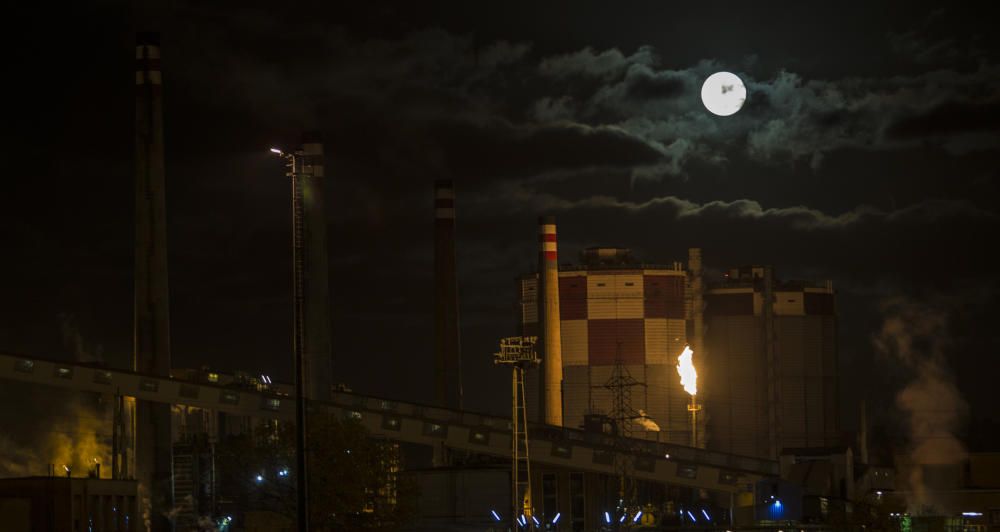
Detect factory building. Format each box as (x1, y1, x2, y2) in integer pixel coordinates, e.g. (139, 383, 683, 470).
(703, 266, 839, 459)
(516, 229, 839, 458)
(519, 247, 694, 445)
(0, 476, 140, 531)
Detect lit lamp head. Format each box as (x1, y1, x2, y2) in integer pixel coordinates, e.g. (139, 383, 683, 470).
(269, 147, 294, 162)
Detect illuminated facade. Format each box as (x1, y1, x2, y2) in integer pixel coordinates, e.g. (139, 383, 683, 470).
(519, 248, 693, 445)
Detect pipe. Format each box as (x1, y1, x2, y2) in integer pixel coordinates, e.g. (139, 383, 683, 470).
(763, 266, 781, 459)
(433, 180, 462, 409)
(538, 216, 563, 426)
(859, 400, 869, 464)
(687, 248, 704, 448)
(289, 148, 311, 531)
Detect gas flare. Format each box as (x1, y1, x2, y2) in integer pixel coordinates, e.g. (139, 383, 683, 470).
(677, 346, 697, 396)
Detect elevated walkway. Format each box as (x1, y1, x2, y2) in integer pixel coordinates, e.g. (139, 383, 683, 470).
(0, 352, 776, 493)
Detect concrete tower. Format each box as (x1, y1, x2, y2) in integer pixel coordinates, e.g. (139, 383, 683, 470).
(538, 216, 563, 426)
(134, 31, 174, 530)
(297, 137, 333, 401)
(433, 180, 462, 409)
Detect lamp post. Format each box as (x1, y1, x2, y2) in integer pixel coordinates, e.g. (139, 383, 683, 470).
(270, 147, 309, 532)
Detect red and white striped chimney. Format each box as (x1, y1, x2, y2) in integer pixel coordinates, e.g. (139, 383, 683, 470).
(538, 216, 563, 426)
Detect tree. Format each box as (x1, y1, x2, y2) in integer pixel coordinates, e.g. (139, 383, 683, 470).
(215, 412, 415, 531)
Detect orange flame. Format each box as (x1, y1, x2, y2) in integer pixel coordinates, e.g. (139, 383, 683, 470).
(677, 346, 697, 396)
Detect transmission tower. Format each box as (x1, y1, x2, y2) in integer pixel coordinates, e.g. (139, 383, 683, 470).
(598, 342, 646, 526)
(494, 336, 540, 530)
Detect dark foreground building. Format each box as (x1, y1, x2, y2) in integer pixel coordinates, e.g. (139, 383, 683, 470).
(0, 476, 139, 531)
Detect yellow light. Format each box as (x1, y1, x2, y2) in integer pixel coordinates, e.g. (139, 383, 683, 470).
(677, 346, 697, 396)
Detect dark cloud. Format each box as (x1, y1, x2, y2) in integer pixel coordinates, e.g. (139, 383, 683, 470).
(2, 1, 999, 427)
(885, 99, 1000, 139)
(623, 71, 687, 101)
(538, 46, 656, 81)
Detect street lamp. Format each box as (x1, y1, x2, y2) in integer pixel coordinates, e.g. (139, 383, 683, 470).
(270, 146, 309, 532)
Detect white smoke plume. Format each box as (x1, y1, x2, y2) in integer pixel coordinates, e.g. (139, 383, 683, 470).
(874, 298, 968, 514)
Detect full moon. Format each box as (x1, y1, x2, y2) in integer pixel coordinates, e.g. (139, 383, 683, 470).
(701, 71, 747, 116)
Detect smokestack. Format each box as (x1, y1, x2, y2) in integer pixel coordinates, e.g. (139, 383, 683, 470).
(433, 180, 462, 409)
(538, 216, 563, 426)
(134, 31, 173, 530)
(297, 136, 333, 401)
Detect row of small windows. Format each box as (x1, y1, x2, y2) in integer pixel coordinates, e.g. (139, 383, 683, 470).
(11, 359, 282, 412)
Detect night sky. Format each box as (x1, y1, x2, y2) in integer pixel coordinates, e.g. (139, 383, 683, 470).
(2, 2, 997, 450)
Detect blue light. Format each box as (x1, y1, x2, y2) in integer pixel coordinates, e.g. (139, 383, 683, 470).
(619, 514, 626, 523)
(687, 510, 697, 522)
(552, 512, 561, 524)
(769, 499, 785, 520)
(532, 516, 540, 526)
(702, 509, 711, 521)
(255, 474, 263, 483)
(490, 510, 501, 521)
(633, 511, 642, 523)
(604, 511, 611, 524)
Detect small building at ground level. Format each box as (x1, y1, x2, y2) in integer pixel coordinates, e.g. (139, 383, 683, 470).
(0, 476, 139, 532)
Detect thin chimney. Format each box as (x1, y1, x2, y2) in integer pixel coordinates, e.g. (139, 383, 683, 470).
(297, 136, 333, 401)
(134, 31, 174, 530)
(538, 216, 563, 426)
(434, 180, 462, 409)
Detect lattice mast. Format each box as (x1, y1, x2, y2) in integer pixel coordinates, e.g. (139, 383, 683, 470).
(495, 336, 540, 530)
(601, 342, 646, 521)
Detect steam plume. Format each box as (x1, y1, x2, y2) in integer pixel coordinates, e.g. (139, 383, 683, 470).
(874, 298, 968, 514)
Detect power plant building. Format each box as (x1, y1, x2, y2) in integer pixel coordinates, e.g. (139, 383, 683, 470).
(519, 247, 694, 445)
(518, 241, 840, 458)
(703, 266, 839, 459)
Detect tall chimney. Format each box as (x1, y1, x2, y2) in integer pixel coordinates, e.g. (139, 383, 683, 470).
(433, 180, 462, 409)
(297, 136, 333, 401)
(538, 216, 563, 426)
(134, 31, 174, 530)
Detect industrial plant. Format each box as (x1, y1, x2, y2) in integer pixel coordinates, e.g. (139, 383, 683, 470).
(2, 10, 999, 532)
